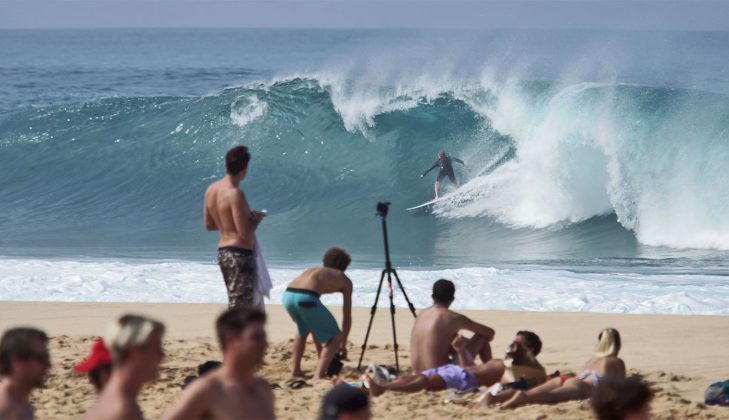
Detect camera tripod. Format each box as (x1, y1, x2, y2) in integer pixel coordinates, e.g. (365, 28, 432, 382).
(357, 202, 417, 374)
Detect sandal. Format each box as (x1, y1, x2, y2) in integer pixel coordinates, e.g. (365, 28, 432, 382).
(286, 379, 311, 389)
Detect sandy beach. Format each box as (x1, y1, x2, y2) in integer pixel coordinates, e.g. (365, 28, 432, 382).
(1, 301, 728, 419)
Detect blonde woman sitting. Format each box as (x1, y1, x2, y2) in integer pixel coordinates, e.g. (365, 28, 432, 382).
(501, 328, 625, 409)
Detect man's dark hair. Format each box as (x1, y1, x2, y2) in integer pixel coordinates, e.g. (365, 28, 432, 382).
(517, 330, 543, 356)
(0, 327, 48, 375)
(88, 363, 112, 391)
(432, 279, 455, 304)
(216, 307, 266, 351)
(323, 247, 351, 271)
(591, 377, 653, 420)
(225, 146, 251, 175)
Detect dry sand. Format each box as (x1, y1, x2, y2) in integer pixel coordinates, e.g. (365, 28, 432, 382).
(1, 301, 728, 419)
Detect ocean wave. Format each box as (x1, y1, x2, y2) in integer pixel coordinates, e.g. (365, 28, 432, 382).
(1, 76, 729, 256)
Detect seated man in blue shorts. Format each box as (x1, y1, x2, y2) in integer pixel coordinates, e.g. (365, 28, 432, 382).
(362, 335, 505, 397)
(282, 247, 352, 379)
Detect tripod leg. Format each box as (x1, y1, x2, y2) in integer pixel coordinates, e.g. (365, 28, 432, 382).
(357, 269, 386, 371)
(391, 269, 418, 318)
(386, 270, 401, 374)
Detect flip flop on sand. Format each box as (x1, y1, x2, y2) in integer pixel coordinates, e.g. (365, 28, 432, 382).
(285, 379, 311, 389)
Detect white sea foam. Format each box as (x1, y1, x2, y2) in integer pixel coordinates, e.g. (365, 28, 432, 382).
(1, 258, 727, 315)
(230, 94, 268, 127)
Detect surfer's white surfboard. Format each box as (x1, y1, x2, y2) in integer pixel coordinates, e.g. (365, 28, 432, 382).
(408, 181, 468, 211)
(406, 197, 446, 211)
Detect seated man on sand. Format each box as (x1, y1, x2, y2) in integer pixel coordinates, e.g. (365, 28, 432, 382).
(410, 279, 495, 371)
(163, 307, 274, 420)
(476, 330, 547, 407)
(282, 247, 352, 379)
(501, 328, 626, 409)
(85, 314, 166, 420)
(0, 328, 50, 420)
(363, 335, 505, 396)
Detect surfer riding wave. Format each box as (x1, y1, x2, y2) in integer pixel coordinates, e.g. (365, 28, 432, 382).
(420, 150, 465, 200)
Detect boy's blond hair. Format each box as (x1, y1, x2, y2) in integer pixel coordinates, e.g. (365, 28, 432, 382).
(594, 328, 621, 358)
(105, 314, 165, 364)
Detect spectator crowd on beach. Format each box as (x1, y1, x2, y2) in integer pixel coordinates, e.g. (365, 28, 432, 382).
(0, 146, 659, 419)
(1, 276, 654, 420)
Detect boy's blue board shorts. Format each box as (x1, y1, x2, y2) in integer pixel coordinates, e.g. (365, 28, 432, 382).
(282, 287, 341, 343)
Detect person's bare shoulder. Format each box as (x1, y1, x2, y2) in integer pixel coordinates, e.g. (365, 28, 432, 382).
(194, 370, 225, 393)
(413, 305, 434, 322)
(0, 402, 33, 420)
(223, 185, 246, 204)
(205, 179, 221, 195)
(603, 356, 626, 375)
(163, 374, 221, 420)
(335, 270, 353, 294)
(445, 311, 474, 331)
(318, 267, 350, 286)
(85, 397, 141, 420)
(338, 270, 353, 289)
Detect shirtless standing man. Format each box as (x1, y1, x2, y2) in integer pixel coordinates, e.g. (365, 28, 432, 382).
(163, 308, 274, 420)
(85, 314, 165, 420)
(410, 279, 495, 372)
(0, 328, 50, 420)
(204, 145, 266, 309)
(282, 247, 352, 379)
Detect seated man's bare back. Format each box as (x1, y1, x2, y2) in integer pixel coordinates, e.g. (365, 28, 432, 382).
(410, 280, 495, 372)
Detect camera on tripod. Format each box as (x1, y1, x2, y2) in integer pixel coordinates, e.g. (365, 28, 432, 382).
(376, 202, 390, 218)
(357, 201, 417, 373)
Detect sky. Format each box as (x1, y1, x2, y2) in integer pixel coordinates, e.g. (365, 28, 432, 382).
(1, 0, 728, 30)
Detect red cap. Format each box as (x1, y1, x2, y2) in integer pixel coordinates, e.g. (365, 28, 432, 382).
(74, 338, 112, 373)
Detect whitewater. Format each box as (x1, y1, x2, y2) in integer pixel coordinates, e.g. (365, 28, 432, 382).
(2, 29, 729, 314)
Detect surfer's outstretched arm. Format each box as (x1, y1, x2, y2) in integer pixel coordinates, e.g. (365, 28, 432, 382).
(454, 158, 465, 165)
(420, 161, 439, 178)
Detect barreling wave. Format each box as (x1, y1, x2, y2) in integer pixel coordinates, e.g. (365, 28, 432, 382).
(1, 75, 729, 260)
